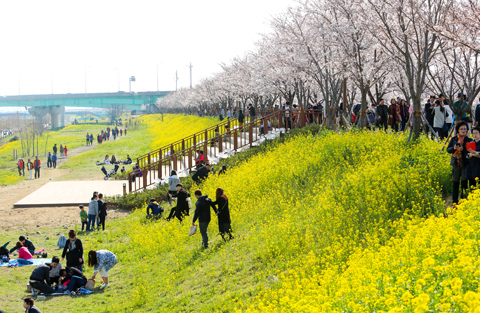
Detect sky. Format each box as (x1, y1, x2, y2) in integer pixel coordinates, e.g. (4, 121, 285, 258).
(0, 0, 296, 101)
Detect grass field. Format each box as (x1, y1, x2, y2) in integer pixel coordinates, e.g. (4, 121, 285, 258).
(2, 130, 471, 313)
(0, 114, 219, 184)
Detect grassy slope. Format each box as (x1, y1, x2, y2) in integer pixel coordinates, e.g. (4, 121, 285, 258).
(0, 114, 219, 184)
(0, 131, 454, 313)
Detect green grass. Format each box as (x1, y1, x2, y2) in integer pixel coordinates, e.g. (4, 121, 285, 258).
(0, 130, 451, 312)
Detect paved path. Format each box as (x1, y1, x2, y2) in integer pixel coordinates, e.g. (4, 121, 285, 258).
(13, 181, 125, 207)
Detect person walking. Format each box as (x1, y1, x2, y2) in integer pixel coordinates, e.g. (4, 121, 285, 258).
(87, 195, 98, 232)
(86, 133, 90, 146)
(33, 157, 41, 179)
(212, 188, 233, 241)
(90, 134, 93, 145)
(51, 153, 57, 169)
(192, 189, 217, 249)
(447, 121, 473, 204)
(376, 99, 389, 131)
(432, 100, 447, 140)
(61, 230, 84, 272)
(88, 250, 118, 289)
(53, 144, 57, 155)
(60, 145, 64, 156)
(47, 153, 52, 168)
(26, 159, 33, 180)
(64, 145, 68, 157)
(388, 98, 401, 132)
(238, 110, 245, 132)
(467, 126, 480, 188)
(17, 158, 25, 176)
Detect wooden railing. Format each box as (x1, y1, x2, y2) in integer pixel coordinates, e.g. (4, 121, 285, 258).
(128, 108, 323, 192)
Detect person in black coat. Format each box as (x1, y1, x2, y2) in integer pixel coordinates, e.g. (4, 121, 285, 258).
(376, 99, 389, 131)
(248, 104, 256, 119)
(212, 188, 233, 241)
(59, 266, 87, 294)
(192, 164, 211, 184)
(238, 110, 245, 132)
(447, 121, 474, 203)
(97, 193, 108, 231)
(23, 297, 42, 313)
(29, 264, 54, 294)
(61, 230, 84, 272)
(192, 190, 217, 249)
(167, 184, 190, 221)
(466, 126, 480, 188)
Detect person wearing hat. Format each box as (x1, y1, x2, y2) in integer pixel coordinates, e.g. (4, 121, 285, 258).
(17, 158, 25, 176)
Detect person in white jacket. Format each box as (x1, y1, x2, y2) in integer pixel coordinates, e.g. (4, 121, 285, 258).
(168, 170, 181, 196)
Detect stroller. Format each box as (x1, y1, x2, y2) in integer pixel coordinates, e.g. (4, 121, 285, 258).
(101, 164, 120, 180)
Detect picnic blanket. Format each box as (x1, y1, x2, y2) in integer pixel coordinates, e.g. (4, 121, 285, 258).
(0, 258, 52, 267)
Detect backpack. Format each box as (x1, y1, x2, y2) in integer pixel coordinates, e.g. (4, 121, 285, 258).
(57, 235, 67, 249)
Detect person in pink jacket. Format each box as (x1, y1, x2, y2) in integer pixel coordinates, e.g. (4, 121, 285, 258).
(16, 241, 34, 265)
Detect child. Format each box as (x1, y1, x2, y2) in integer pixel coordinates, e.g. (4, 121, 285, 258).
(79, 206, 88, 231)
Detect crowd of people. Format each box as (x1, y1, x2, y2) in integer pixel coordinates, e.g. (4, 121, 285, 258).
(84, 191, 110, 232)
(89, 126, 127, 145)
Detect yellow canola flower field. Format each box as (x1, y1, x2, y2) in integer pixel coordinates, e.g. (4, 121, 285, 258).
(73, 130, 473, 312)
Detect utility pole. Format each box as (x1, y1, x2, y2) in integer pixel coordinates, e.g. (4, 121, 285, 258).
(175, 71, 179, 91)
(189, 63, 193, 89)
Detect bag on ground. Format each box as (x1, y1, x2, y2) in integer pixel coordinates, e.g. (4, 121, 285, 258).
(85, 279, 95, 291)
(57, 235, 67, 249)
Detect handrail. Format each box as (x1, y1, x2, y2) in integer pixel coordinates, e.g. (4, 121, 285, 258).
(128, 108, 323, 193)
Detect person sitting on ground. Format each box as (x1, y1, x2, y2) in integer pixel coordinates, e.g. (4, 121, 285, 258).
(29, 263, 54, 295)
(168, 170, 181, 196)
(167, 184, 190, 221)
(47, 256, 62, 285)
(125, 155, 132, 164)
(16, 241, 34, 265)
(88, 250, 118, 289)
(104, 155, 110, 165)
(218, 165, 227, 175)
(146, 198, 163, 219)
(192, 163, 211, 184)
(59, 266, 87, 295)
(110, 155, 117, 164)
(120, 166, 126, 173)
(10, 236, 35, 255)
(23, 297, 42, 313)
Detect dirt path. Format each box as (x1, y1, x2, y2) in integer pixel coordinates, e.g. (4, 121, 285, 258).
(0, 141, 129, 230)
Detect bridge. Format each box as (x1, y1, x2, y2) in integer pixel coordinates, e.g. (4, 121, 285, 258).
(0, 91, 170, 128)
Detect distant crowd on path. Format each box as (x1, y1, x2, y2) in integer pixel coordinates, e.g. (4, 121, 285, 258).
(87, 126, 127, 146)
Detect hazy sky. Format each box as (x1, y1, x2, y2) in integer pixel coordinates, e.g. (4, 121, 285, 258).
(0, 0, 296, 97)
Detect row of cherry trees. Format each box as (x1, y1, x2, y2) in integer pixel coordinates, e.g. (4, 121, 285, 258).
(158, 0, 480, 138)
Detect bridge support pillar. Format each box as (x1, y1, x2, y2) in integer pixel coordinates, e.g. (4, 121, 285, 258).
(48, 105, 65, 129)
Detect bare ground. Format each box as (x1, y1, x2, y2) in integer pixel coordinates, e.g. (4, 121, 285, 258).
(0, 143, 129, 230)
